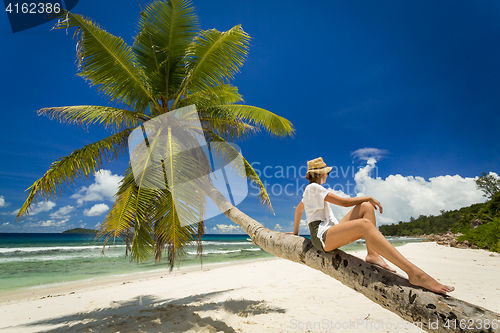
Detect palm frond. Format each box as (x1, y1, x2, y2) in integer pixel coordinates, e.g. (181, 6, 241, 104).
(131, 203, 156, 264)
(132, 0, 199, 105)
(154, 111, 212, 270)
(97, 167, 158, 264)
(52, 9, 156, 114)
(199, 113, 258, 141)
(206, 131, 273, 212)
(115, 107, 211, 266)
(17, 129, 131, 219)
(208, 105, 295, 138)
(38, 105, 150, 130)
(243, 157, 273, 212)
(152, 188, 201, 270)
(179, 84, 243, 109)
(98, 168, 138, 241)
(179, 86, 256, 140)
(172, 25, 250, 108)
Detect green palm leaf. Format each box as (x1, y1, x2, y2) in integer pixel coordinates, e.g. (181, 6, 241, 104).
(133, 0, 198, 105)
(98, 168, 158, 264)
(98, 169, 138, 241)
(131, 191, 156, 263)
(152, 188, 202, 270)
(106, 109, 210, 266)
(172, 25, 250, 108)
(180, 84, 244, 109)
(16, 129, 131, 219)
(181, 85, 258, 140)
(200, 115, 258, 141)
(207, 105, 295, 138)
(38, 105, 150, 130)
(206, 131, 273, 211)
(52, 9, 157, 113)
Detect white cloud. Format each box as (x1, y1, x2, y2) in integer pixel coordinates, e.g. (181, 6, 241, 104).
(282, 219, 310, 235)
(24, 201, 56, 215)
(0, 218, 75, 232)
(71, 170, 122, 206)
(296, 219, 310, 235)
(40, 219, 69, 227)
(273, 223, 284, 232)
(50, 205, 75, 219)
(0, 196, 6, 207)
(351, 147, 389, 161)
(212, 224, 244, 234)
(338, 158, 488, 225)
(83, 203, 110, 216)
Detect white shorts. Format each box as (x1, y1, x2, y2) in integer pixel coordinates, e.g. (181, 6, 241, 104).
(317, 220, 336, 248)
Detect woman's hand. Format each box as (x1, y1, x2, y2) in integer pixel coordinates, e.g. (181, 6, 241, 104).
(368, 197, 383, 214)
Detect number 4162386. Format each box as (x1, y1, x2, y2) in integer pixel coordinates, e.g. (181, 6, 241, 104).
(443, 319, 498, 330)
(5, 2, 61, 14)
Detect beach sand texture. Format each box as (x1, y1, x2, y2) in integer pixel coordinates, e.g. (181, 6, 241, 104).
(0, 242, 498, 333)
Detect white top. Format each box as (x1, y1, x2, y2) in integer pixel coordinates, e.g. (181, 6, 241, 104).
(301, 183, 339, 225)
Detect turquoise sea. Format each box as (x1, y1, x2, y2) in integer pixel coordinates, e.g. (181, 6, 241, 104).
(0, 233, 423, 292)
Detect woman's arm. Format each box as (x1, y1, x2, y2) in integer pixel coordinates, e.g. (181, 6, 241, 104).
(324, 192, 383, 213)
(291, 201, 304, 235)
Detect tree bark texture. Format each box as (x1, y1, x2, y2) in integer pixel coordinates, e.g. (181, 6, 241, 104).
(206, 185, 500, 333)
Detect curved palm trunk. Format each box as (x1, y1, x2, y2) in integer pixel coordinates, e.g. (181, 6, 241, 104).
(205, 184, 500, 333)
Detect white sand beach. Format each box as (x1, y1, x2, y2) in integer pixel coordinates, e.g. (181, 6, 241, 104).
(0, 242, 498, 333)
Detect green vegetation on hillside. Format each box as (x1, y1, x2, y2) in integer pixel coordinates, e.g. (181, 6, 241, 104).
(62, 228, 97, 234)
(379, 192, 500, 253)
(476, 171, 500, 199)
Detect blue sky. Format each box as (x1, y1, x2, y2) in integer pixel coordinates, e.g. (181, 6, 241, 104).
(1, 0, 499, 233)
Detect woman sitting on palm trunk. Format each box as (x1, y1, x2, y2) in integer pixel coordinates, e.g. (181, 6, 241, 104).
(291, 157, 454, 294)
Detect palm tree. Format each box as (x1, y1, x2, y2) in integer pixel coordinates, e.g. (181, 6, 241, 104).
(16, 0, 294, 269)
(17, 1, 500, 330)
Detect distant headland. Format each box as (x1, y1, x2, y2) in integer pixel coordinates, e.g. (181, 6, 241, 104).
(62, 228, 98, 234)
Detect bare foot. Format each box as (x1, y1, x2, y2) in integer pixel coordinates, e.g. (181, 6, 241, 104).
(409, 271, 455, 294)
(365, 254, 397, 273)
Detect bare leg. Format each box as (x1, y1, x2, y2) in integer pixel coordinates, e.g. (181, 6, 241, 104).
(323, 218, 454, 294)
(339, 202, 395, 272)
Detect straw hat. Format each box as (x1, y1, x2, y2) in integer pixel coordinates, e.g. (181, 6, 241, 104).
(306, 157, 332, 174)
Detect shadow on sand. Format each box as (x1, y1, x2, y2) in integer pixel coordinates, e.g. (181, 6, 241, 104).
(11, 289, 286, 332)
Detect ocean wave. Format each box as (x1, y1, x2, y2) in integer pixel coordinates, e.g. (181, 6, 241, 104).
(200, 241, 252, 246)
(0, 251, 126, 263)
(186, 248, 262, 255)
(0, 245, 126, 254)
(0, 244, 262, 261)
(0, 242, 254, 254)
